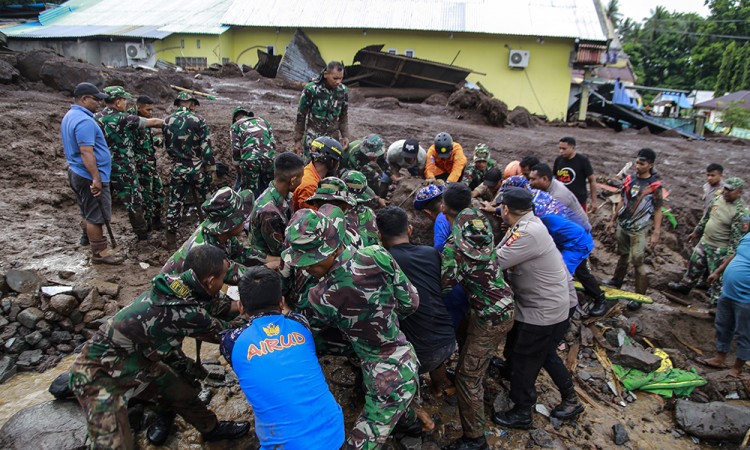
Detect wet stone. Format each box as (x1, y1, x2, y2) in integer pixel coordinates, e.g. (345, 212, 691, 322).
(0, 400, 88, 449)
(69, 310, 83, 325)
(24, 330, 43, 347)
(1, 298, 11, 313)
(34, 338, 51, 351)
(77, 289, 103, 313)
(0, 355, 17, 383)
(0, 322, 19, 341)
(49, 294, 78, 316)
(16, 349, 44, 370)
(14, 293, 37, 309)
(612, 423, 629, 445)
(16, 307, 44, 329)
(675, 400, 750, 442)
(16, 326, 32, 337)
(83, 309, 105, 323)
(5, 269, 43, 293)
(57, 318, 74, 331)
(5, 337, 30, 354)
(91, 279, 120, 297)
(611, 345, 662, 373)
(0, 315, 7, 327)
(43, 310, 63, 322)
(8, 301, 20, 321)
(56, 344, 74, 353)
(71, 284, 92, 301)
(530, 429, 554, 448)
(50, 330, 72, 345)
(206, 364, 226, 380)
(35, 319, 53, 335)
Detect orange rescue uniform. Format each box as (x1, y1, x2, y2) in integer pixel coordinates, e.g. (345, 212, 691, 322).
(424, 142, 467, 182)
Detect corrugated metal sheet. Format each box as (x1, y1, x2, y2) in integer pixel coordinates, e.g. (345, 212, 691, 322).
(221, 0, 607, 42)
(6, 0, 231, 38)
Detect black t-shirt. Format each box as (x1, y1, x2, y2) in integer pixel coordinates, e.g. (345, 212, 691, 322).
(553, 153, 593, 204)
(387, 243, 456, 357)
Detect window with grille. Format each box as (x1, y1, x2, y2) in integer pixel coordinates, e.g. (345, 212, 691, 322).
(175, 57, 208, 69)
(387, 48, 397, 55)
(404, 49, 415, 58)
(196, 39, 201, 49)
(222, 57, 230, 64)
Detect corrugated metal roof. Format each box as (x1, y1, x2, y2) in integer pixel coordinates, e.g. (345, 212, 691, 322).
(221, 0, 608, 42)
(5, 0, 231, 38)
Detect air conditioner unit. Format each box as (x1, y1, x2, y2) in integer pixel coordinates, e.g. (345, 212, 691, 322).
(508, 50, 530, 68)
(125, 43, 148, 60)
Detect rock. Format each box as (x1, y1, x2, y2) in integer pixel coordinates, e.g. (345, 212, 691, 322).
(448, 88, 482, 109)
(16, 326, 31, 337)
(43, 310, 63, 322)
(86, 316, 109, 330)
(35, 319, 53, 335)
(637, 127, 651, 135)
(1, 297, 10, 312)
(0, 400, 88, 449)
(0, 274, 9, 294)
(0, 315, 7, 327)
(367, 97, 401, 109)
(16, 307, 44, 329)
(34, 338, 52, 351)
(50, 330, 73, 345)
(139, 262, 150, 270)
(612, 423, 629, 445)
(40, 58, 106, 93)
(83, 309, 105, 323)
(206, 364, 226, 380)
(423, 93, 449, 106)
(493, 392, 513, 413)
(0, 59, 20, 84)
(16, 349, 44, 370)
(103, 301, 119, 317)
(508, 106, 535, 128)
(41, 286, 73, 297)
(4, 337, 30, 354)
(49, 372, 75, 400)
(13, 293, 37, 309)
(56, 344, 74, 353)
(78, 289, 104, 313)
(70, 285, 92, 301)
(400, 435, 422, 450)
(58, 270, 76, 280)
(675, 400, 750, 442)
(7, 301, 20, 321)
(0, 355, 17, 383)
(24, 330, 43, 347)
(15, 49, 56, 81)
(49, 294, 78, 316)
(530, 429, 554, 448)
(0, 322, 19, 341)
(5, 269, 43, 293)
(611, 345, 662, 373)
(69, 310, 83, 325)
(91, 279, 120, 297)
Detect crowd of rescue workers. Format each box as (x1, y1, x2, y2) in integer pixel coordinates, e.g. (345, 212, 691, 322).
(56, 60, 749, 450)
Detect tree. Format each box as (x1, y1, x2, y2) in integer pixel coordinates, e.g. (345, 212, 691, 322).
(719, 101, 750, 132)
(605, 0, 623, 28)
(715, 41, 738, 95)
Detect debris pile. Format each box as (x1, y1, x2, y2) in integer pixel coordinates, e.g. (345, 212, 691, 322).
(448, 88, 509, 127)
(0, 270, 123, 381)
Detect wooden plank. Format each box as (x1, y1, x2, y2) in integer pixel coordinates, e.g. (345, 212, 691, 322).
(389, 59, 406, 87)
(357, 63, 462, 87)
(566, 343, 580, 372)
(670, 331, 704, 356)
(660, 290, 691, 306)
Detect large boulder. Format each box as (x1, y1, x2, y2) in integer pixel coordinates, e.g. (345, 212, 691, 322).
(5, 270, 42, 294)
(15, 49, 59, 82)
(675, 400, 750, 442)
(0, 400, 87, 449)
(0, 59, 19, 84)
(49, 294, 78, 316)
(39, 59, 105, 93)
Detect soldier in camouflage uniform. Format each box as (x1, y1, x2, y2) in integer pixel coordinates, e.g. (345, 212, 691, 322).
(294, 61, 349, 160)
(343, 170, 380, 247)
(69, 245, 250, 448)
(95, 86, 163, 238)
(230, 105, 277, 197)
(282, 209, 421, 449)
(340, 134, 388, 199)
(249, 152, 305, 257)
(440, 184, 515, 450)
(163, 91, 216, 247)
(669, 177, 749, 303)
(306, 176, 363, 243)
(162, 187, 267, 287)
(132, 95, 165, 230)
(465, 144, 496, 190)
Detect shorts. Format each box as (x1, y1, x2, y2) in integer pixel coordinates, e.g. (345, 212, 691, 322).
(417, 341, 458, 374)
(68, 169, 111, 225)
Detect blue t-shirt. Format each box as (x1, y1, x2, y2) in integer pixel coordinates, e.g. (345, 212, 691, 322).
(540, 214, 594, 274)
(723, 234, 750, 303)
(220, 312, 344, 450)
(61, 105, 111, 182)
(434, 212, 452, 252)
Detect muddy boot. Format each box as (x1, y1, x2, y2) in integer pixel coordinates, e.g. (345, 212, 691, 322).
(492, 406, 533, 429)
(667, 281, 691, 294)
(90, 238, 124, 265)
(444, 435, 489, 450)
(128, 207, 150, 241)
(551, 390, 584, 420)
(605, 256, 629, 288)
(165, 231, 178, 250)
(151, 215, 163, 231)
(202, 421, 250, 442)
(589, 293, 611, 317)
(146, 412, 176, 446)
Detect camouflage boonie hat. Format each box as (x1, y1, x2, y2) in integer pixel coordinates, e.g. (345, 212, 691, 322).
(282, 209, 344, 267)
(201, 187, 254, 235)
(307, 177, 356, 207)
(473, 144, 490, 162)
(174, 91, 200, 106)
(724, 177, 745, 191)
(104, 86, 132, 100)
(362, 134, 385, 157)
(453, 209, 494, 261)
(414, 183, 446, 210)
(342, 170, 374, 203)
(232, 105, 254, 122)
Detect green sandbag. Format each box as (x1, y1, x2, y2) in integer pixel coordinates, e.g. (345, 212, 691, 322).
(574, 281, 653, 303)
(612, 364, 707, 398)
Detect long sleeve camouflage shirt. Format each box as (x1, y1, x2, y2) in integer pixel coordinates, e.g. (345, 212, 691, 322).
(294, 79, 349, 143)
(249, 183, 293, 257)
(230, 116, 276, 165)
(163, 106, 215, 174)
(694, 196, 749, 255)
(94, 106, 144, 162)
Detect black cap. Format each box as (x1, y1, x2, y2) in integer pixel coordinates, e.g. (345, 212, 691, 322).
(637, 148, 656, 163)
(402, 138, 419, 155)
(482, 167, 503, 187)
(500, 187, 533, 210)
(73, 82, 108, 100)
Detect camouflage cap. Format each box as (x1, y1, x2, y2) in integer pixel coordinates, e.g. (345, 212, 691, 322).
(453, 208, 494, 261)
(342, 170, 375, 203)
(200, 187, 254, 235)
(232, 105, 254, 122)
(282, 209, 344, 267)
(307, 176, 356, 206)
(473, 144, 490, 162)
(724, 177, 745, 191)
(414, 183, 446, 210)
(362, 134, 385, 157)
(103, 86, 132, 100)
(174, 91, 200, 106)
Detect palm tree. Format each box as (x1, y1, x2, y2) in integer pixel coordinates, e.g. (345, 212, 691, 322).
(605, 0, 623, 28)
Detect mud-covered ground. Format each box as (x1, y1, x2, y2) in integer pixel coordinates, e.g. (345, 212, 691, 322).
(1, 67, 749, 449)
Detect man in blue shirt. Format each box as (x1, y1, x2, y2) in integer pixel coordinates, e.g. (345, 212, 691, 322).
(61, 82, 122, 265)
(220, 266, 345, 449)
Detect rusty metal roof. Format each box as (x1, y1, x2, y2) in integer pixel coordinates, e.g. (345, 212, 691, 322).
(222, 0, 608, 42)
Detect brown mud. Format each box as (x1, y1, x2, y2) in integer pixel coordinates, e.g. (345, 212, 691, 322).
(1, 60, 749, 449)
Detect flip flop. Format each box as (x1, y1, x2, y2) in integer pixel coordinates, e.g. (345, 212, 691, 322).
(697, 357, 729, 369)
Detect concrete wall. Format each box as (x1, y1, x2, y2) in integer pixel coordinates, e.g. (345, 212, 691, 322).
(224, 27, 575, 120)
(7, 38, 156, 67)
(155, 34, 230, 67)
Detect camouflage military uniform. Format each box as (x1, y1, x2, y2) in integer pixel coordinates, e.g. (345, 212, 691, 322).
(294, 77, 349, 160)
(465, 144, 496, 191)
(340, 135, 388, 194)
(343, 170, 379, 247)
(133, 115, 165, 224)
(69, 270, 234, 449)
(163, 93, 216, 234)
(230, 110, 277, 197)
(249, 182, 293, 257)
(94, 96, 147, 232)
(441, 209, 514, 440)
(283, 210, 420, 450)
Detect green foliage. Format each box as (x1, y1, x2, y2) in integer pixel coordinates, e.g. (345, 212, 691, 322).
(720, 101, 750, 131)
